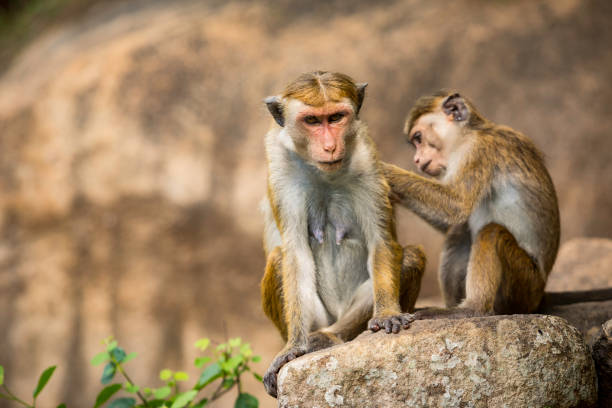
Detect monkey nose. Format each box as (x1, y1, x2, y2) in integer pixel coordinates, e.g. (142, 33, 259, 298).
(324, 144, 336, 153)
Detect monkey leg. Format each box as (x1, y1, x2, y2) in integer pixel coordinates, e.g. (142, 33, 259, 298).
(315, 242, 425, 342)
(412, 222, 545, 320)
(261, 246, 287, 341)
(399, 244, 426, 312)
(261, 247, 308, 397)
(463, 222, 545, 314)
(439, 223, 471, 307)
(368, 244, 426, 333)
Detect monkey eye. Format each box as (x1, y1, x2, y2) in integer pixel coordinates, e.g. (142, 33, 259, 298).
(304, 115, 320, 125)
(411, 131, 422, 146)
(328, 112, 345, 123)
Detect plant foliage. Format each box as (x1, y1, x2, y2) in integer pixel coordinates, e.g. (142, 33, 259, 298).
(0, 335, 263, 408)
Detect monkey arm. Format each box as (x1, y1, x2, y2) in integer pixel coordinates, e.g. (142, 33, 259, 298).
(381, 161, 490, 230)
(371, 239, 403, 317)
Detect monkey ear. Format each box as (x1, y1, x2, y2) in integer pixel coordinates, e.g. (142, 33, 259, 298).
(264, 96, 285, 127)
(442, 93, 469, 122)
(355, 83, 368, 115)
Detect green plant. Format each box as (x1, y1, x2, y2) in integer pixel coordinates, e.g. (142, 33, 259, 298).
(0, 364, 61, 408)
(0, 335, 263, 408)
(91, 336, 262, 408)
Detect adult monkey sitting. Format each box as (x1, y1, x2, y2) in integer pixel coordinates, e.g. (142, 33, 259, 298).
(260, 71, 425, 397)
(379, 90, 560, 323)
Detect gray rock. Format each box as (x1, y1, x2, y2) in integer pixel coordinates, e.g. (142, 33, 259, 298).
(277, 315, 597, 408)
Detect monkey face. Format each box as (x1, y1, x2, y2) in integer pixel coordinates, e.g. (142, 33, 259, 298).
(286, 99, 356, 172)
(407, 112, 460, 178)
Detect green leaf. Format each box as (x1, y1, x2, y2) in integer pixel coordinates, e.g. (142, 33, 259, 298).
(194, 356, 211, 368)
(91, 351, 111, 366)
(215, 344, 227, 352)
(173, 371, 189, 382)
(252, 372, 263, 382)
(196, 363, 222, 388)
(123, 352, 138, 364)
(222, 378, 235, 389)
(153, 386, 171, 399)
(57, 404, 67, 408)
(194, 338, 210, 351)
(234, 393, 258, 408)
(228, 338, 241, 348)
(0, 365, 4, 386)
(101, 362, 117, 385)
(159, 369, 173, 381)
(146, 400, 167, 408)
(94, 383, 122, 408)
(239, 344, 252, 358)
(124, 383, 140, 393)
(251, 356, 261, 363)
(111, 347, 127, 363)
(106, 340, 119, 352)
(221, 356, 243, 373)
(170, 390, 198, 408)
(192, 399, 208, 408)
(108, 397, 136, 408)
(33, 365, 56, 398)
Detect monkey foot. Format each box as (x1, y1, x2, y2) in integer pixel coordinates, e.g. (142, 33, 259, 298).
(263, 346, 307, 398)
(368, 313, 415, 334)
(307, 331, 343, 352)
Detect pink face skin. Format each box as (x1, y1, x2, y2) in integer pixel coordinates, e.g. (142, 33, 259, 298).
(407, 114, 449, 178)
(296, 102, 354, 172)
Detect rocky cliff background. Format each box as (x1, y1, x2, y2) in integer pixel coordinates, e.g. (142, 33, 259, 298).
(0, 0, 611, 406)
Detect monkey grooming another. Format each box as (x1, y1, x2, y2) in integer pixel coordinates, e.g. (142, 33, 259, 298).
(260, 71, 425, 397)
(379, 90, 560, 325)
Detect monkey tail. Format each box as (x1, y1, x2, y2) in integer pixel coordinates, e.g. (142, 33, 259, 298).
(538, 288, 612, 310)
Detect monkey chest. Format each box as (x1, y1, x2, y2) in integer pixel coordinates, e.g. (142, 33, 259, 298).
(307, 196, 369, 317)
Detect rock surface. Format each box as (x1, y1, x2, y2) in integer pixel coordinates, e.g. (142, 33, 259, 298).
(542, 300, 612, 346)
(278, 315, 597, 408)
(592, 319, 612, 406)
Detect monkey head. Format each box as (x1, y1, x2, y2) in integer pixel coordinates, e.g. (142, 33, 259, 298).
(404, 91, 481, 178)
(265, 71, 367, 173)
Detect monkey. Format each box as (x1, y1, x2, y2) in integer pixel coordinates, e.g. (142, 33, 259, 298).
(377, 90, 560, 324)
(260, 71, 425, 397)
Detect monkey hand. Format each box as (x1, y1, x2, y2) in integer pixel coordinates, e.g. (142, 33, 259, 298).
(368, 313, 414, 334)
(263, 345, 307, 398)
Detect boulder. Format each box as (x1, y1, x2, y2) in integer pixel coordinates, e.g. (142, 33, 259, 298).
(277, 315, 597, 408)
(592, 319, 612, 406)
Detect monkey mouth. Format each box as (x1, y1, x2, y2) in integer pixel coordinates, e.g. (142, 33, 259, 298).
(317, 158, 343, 171)
(420, 161, 431, 173)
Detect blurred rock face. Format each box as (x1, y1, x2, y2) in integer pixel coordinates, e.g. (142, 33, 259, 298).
(0, 0, 611, 406)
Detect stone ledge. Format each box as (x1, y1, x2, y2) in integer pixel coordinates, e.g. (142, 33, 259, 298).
(277, 315, 597, 408)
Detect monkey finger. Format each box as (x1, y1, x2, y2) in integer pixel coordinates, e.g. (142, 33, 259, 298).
(384, 319, 393, 334)
(400, 313, 415, 329)
(367, 318, 381, 332)
(390, 316, 403, 333)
